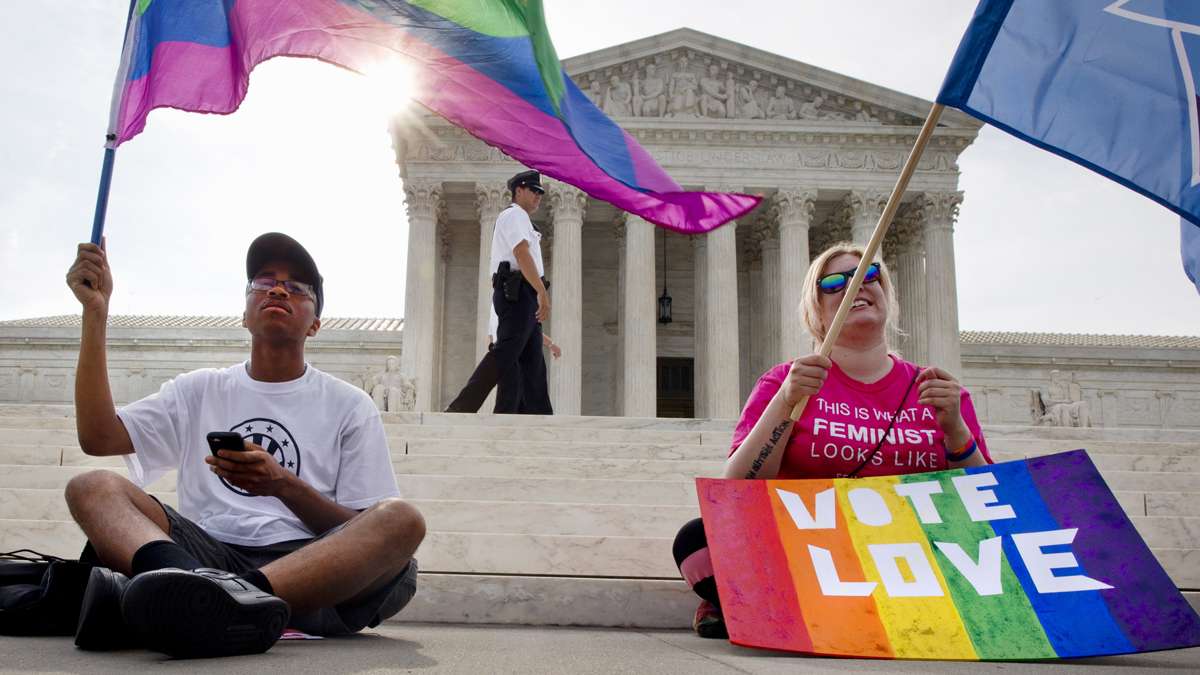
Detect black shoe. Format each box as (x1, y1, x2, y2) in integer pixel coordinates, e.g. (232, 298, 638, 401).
(75, 566, 139, 651)
(692, 600, 728, 639)
(122, 568, 290, 658)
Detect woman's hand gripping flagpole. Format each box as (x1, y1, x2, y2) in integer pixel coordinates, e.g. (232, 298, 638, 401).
(788, 103, 947, 421)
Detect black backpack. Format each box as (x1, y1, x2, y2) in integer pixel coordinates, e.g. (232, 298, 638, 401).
(0, 549, 96, 636)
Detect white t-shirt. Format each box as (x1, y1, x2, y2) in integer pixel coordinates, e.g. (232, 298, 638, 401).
(490, 203, 544, 277)
(118, 362, 400, 546)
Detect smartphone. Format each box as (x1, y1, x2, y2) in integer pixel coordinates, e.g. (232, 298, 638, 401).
(206, 431, 245, 456)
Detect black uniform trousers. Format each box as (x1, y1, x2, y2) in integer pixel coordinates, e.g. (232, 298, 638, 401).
(445, 281, 553, 414)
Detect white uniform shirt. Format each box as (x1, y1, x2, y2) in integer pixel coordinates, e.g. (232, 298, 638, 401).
(490, 203, 544, 278)
(118, 363, 400, 546)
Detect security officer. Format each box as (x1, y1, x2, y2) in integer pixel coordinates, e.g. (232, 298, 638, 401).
(446, 170, 553, 413)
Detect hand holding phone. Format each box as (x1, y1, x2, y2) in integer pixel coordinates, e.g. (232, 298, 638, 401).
(206, 431, 246, 456)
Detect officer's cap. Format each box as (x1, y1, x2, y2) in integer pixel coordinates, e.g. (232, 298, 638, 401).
(507, 170, 544, 195)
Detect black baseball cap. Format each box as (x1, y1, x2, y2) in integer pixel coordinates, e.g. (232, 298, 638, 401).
(507, 170, 544, 195)
(245, 232, 324, 317)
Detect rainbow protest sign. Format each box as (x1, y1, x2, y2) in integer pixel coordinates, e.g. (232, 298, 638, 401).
(697, 450, 1200, 660)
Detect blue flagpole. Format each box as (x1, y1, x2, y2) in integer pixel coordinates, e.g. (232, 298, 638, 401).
(90, 144, 117, 245)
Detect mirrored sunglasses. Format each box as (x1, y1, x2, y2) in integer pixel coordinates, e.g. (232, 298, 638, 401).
(817, 262, 881, 295)
(248, 275, 315, 300)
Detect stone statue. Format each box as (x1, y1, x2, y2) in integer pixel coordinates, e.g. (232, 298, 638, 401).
(585, 79, 604, 107)
(602, 74, 632, 117)
(667, 56, 700, 118)
(766, 85, 798, 120)
(369, 355, 416, 412)
(736, 79, 765, 119)
(1030, 370, 1092, 427)
(797, 93, 827, 120)
(725, 70, 738, 119)
(698, 63, 729, 118)
(634, 63, 667, 117)
(852, 102, 880, 124)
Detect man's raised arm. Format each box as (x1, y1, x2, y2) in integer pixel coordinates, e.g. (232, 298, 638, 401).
(66, 242, 134, 456)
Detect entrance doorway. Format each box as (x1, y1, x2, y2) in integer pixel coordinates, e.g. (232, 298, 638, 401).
(656, 357, 694, 418)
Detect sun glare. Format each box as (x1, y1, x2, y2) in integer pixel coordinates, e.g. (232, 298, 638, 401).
(362, 58, 417, 115)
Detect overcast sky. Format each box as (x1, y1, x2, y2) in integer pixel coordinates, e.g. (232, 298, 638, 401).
(1, 1, 1197, 335)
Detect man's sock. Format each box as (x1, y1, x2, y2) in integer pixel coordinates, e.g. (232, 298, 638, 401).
(130, 540, 202, 575)
(238, 569, 274, 595)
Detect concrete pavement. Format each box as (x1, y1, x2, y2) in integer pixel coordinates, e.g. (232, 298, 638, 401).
(2, 624, 1198, 674)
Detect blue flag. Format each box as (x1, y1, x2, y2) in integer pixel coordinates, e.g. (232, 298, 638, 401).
(1185, 220, 1200, 293)
(940, 0, 1200, 288)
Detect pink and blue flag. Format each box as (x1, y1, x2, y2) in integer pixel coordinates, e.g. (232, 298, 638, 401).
(939, 0, 1200, 288)
(105, 0, 759, 234)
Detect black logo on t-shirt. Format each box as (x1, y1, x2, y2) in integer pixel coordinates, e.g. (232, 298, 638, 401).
(218, 417, 302, 497)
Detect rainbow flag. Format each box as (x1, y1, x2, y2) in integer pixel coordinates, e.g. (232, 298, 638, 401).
(103, 0, 758, 234)
(697, 450, 1200, 660)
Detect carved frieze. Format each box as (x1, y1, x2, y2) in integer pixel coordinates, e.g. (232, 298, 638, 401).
(571, 48, 916, 125)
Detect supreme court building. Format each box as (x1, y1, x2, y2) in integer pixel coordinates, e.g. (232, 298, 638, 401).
(3, 31, 1198, 429)
(393, 29, 981, 417)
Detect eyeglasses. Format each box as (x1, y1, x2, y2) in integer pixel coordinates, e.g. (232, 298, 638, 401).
(817, 262, 881, 295)
(247, 275, 315, 300)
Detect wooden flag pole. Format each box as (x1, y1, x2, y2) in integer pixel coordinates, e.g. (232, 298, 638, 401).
(788, 102, 945, 421)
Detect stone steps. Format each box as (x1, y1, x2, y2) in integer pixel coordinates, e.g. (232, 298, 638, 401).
(0, 519, 679, 577)
(4, 487, 1194, 547)
(983, 424, 1200, 443)
(1, 403, 1197, 631)
(7, 443, 1200, 480)
(396, 574, 694, 628)
(987, 438, 1200, 458)
(0, 489, 700, 538)
(6, 462, 1199, 511)
(3, 515, 1195, 590)
(0, 423, 711, 447)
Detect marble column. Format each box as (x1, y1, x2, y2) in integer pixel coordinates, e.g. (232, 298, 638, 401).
(692, 236, 708, 419)
(613, 218, 626, 414)
(844, 189, 889, 246)
(704, 185, 742, 419)
(775, 189, 817, 357)
(752, 222, 779, 375)
(622, 214, 657, 417)
(547, 182, 587, 415)
(893, 202, 928, 364)
(922, 192, 964, 376)
(400, 179, 443, 412)
(474, 186, 508, 358)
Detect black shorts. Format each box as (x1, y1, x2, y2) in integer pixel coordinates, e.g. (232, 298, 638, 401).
(153, 499, 418, 636)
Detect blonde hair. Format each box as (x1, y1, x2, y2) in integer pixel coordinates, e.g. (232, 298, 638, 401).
(800, 242, 900, 350)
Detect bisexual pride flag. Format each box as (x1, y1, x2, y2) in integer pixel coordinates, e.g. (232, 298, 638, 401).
(105, 0, 759, 233)
(938, 0, 1200, 286)
(698, 450, 1200, 660)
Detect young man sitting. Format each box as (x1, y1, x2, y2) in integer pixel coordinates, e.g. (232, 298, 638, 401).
(63, 233, 425, 657)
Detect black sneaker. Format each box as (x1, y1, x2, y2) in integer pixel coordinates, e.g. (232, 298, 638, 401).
(121, 568, 290, 658)
(75, 566, 139, 651)
(692, 600, 728, 639)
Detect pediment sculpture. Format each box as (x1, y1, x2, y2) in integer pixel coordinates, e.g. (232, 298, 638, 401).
(573, 49, 896, 124)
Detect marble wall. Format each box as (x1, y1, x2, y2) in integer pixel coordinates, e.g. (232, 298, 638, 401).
(0, 325, 402, 406)
(960, 343, 1200, 429)
(4, 322, 1197, 430)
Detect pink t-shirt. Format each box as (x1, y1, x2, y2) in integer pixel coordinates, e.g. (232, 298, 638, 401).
(730, 355, 991, 479)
